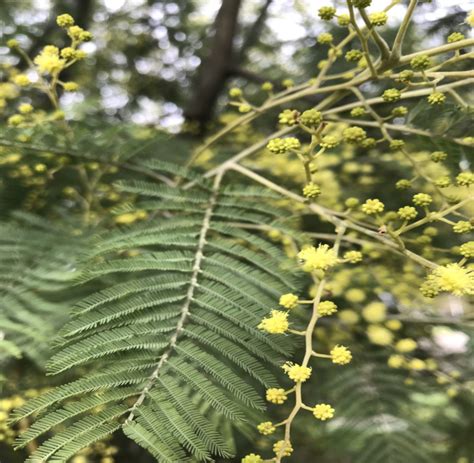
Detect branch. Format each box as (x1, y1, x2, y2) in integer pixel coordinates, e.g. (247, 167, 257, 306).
(400, 38, 474, 65)
(228, 163, 437, 269)
(184, 0, 242, 127)
(346, 0, 378, 79)
(325, 116, 471, 147)
(390, 0, 418, 63)
(323, 78, 474, 116)
(358, 8, 391, 62)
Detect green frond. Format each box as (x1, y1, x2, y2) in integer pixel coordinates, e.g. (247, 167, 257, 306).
(16, 171, 298, 462)
(319, 353, 438, 463)
(124, 421, 190, 463)
(25, 406, 126, 463)
(0, 214, 81, 364)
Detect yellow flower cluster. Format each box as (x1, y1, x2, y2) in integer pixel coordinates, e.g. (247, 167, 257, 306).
(258, 310, 289, 334)
(229, 87, 242, 98)
(34, 45, 65, 74)
(257, 421, 276, 435)
(369, 11, 388, 26)
(297, 244, 338, 272)
(312, 403, 335, 420)
(300, 109, 323, 127)
(330, 345, 352, 365)
(383, 88, 401, 102)
(278, 109, 299, 126)
(242, 453, 263, 463)
(456, 172, 474, 186)
(279, 293, 299, 309)
(320, 135, 340, 149)
(430, 263, 474, 296)
(427, 92, 446, 105)
(459, 241, 474, 258)
(344, 250, 363, 263)
(273, 440, 293, 457)
(317, 300, 338, 316)
(343, 126, 367, 144)
(398, 206, 418, 221)
(388, 354, 405, 368)
(303, 182, 321, 198)
(412, 193, 432, 207)
(361, 198, 384, 215)
(267, 137, 301, 154)
(282, 362, 312, 382)
(367, 325, 393, 346)
(266, 388, 287, 404)
(114, 210, 148, 224)
(12, 74, 30, 86)
(318, 6, 336, 21)
(362, 302, 387, 323)
(395, 338, 417, 353)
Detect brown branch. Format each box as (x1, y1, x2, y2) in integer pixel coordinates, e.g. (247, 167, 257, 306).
(184, 0, 242, 128)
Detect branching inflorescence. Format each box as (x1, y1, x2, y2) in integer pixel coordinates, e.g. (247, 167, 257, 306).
(227, 2, 474, 462)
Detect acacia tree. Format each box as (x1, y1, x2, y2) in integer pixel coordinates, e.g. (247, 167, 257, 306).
(0, 2, 473, 463)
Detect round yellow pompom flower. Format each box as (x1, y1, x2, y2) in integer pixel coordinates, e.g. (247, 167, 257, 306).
(427, 91, 446, 105)
(313, 403, 335, 420)
(242, 453, 263, 463)
(266, 388, 287, 404)
(395, 338, 417, 353)
(257, 421, 275, 435)
(459, 241, 474, 258)
(273, 440, 293, 457)
(258, 310, 289, 334)
(12, 74, 30, 86)
(367, 325, 393, 346)
(385, 319, 402, 331)
(344, 250, 363, 263)
(318, 300, 338, 316)
(408, 358, 426, 370)
(431, 263, 474, 296)
(56, 13, 74, 27)
(63, 82, 79, 92)
(283, 362, 312, 382)
(362, 302, 387, 323)
(320, 135, 340, 149)
(279, 293, 299, 309)
(34, 45, 65, 74)
(361, 198, 384, 215)
(338, 310, 360, 325)
(388, 354, 405, 368)
(229, 87, 242, 98)
(412, 193, 432, 207)
(18, 103, 33, 114)
(303, 182, 321, 199)
(369, 11, 388, 26)
(330, 345, 352, 365)
(298, 244, 338, 272)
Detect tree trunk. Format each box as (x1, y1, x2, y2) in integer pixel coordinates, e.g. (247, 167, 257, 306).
(184, 0, 242, 129)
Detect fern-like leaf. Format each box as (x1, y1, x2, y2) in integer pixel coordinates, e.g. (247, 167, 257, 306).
(13, 171, 297, 462)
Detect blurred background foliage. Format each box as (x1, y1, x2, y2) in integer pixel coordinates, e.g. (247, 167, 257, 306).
(0, 1, 473, 462)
